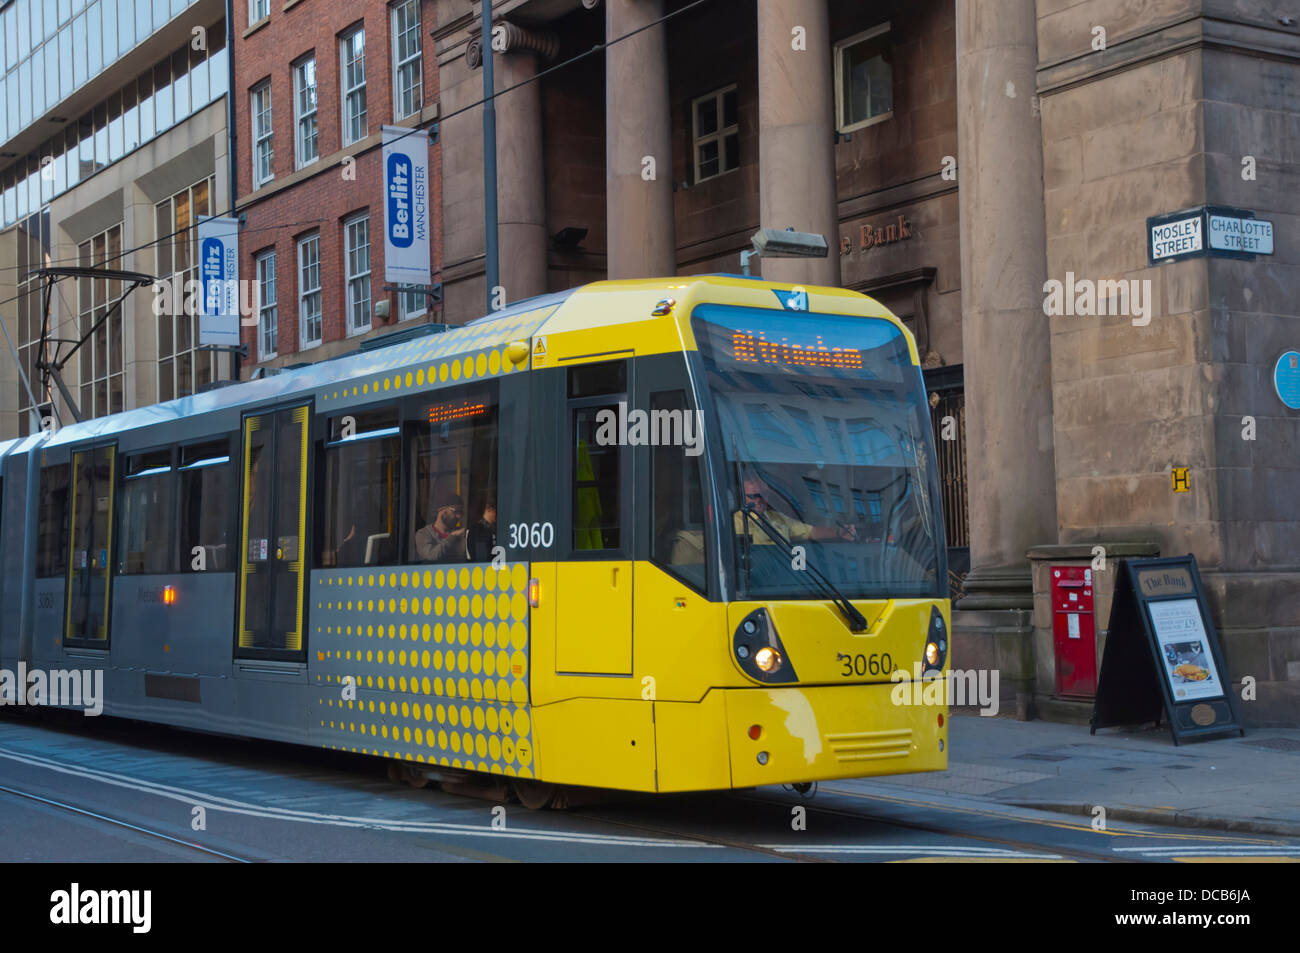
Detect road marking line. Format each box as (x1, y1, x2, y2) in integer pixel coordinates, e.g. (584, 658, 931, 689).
(0, 746, 717, 850)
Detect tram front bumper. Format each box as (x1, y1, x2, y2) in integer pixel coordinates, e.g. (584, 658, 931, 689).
(723, 682, 948, 788)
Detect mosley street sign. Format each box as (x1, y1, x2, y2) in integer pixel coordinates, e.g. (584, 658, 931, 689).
(196, 216, 240, 347)
(1148, 205, 1275, 265)
(382, 125, 431, 286)
(1148, 211, 1203, 263)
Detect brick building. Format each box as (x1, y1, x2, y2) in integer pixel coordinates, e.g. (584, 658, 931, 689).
(233, 0, 442, 369)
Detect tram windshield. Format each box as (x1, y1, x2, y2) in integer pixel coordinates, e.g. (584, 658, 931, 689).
(692, 304, 945, 600)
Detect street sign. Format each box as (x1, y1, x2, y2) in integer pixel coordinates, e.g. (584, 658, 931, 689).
(1148, 211, 1203, 263)
(1091, 556, 1243, 744)
(1208, 211, 1273, 254)
(197, 216, 240, 346)
(1148, 206, 1275, 265)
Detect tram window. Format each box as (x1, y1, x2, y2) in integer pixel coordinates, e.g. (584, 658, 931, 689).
(67, 445, 115, 644)
(650, 390, 706, 589)
(36, 463, 70, 577)
(177, 439, 233, 572)
(319, 407, 400, 568)
(119, 449, 173, 574)
(408, 387, 498, 564)
(571, 404, 621, 551)
(568, 360, 626, 398)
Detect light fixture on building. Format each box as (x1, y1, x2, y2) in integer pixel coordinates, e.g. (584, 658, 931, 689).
(740, 226, 829, 275)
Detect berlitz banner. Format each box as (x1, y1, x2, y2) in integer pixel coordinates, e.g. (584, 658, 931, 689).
(382, 125, 430, 286)
(197, 216, 240, 346)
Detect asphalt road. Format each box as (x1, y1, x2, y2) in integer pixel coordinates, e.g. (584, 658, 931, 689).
(2, 711, 1297, 863)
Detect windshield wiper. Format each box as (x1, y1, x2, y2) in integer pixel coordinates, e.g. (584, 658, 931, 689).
(739, 504, 870, 632)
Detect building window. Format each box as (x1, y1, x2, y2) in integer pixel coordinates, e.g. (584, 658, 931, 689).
(293, 55, 318, 168)
(345, 213, 372, 335)
(256, 249, 277, 360)
(835, 23, 893, 133)
(397, 289, 426, 322)
(340, 26, 367, 145)
(249, 0, 269, 24)
(298, 233, 322, 349)
(77, 222, 126, 418)
(251, 81, 273, 187)
(156, 178, 218, 402)
(15, 210, 53, 436)
(391, 0, 422, 120)
(691, 85, 738, 183)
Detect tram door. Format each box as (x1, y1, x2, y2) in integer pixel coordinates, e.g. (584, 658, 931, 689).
(64, 444, 116, 645)
(237, 405, 310, 657)
(556, 360, 633, 675)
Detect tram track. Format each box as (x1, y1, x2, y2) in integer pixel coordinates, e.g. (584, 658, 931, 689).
(563, 806, 840, 862)
(0, 782, 254, 863)
(728, 788, 1148, 863)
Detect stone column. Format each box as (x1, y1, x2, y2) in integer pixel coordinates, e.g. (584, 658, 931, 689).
(952, 0, 1057, 715)
(606, 0, 675, 278)
(955, 0, 1057, 597)
(756, 0, 839, 287)
(495, 43, 548, 300)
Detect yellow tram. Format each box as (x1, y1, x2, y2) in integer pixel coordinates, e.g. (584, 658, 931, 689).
(0, 275, 949, 805)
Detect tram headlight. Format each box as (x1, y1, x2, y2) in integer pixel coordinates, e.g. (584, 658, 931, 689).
(732, 608, 798, 683)
(923, 605, 948, 675)
(754, 646, 783, 673)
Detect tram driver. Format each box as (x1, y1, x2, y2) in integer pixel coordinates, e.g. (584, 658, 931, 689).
(415, 490, 468, 563)
(735, 476, 858, 544)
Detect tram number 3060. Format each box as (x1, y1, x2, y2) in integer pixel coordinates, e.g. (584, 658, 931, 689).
(838, 652, 895, 678)
(506, 521, 554, 549)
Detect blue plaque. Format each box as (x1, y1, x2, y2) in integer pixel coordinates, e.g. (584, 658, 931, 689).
(1275, 350, 1300, 410)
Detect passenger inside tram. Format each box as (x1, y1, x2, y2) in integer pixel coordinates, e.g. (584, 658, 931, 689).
(415, 490, 467, 563)
(465, 492, 497, 562)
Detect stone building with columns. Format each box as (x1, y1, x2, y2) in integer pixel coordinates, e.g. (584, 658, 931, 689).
(430, 0, 1298, 724)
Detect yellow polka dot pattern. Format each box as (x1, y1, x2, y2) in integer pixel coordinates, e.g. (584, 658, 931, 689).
(319, 305, 557, 405)
(310, 561, 535, 778)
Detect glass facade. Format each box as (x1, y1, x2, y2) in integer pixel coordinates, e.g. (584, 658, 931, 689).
(0, 0, 201, 146)
(0, 18, 228, 229)
(155, 176, 218, 401)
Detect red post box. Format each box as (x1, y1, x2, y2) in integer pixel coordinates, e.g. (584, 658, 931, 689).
(1051, 565, 1097, 698)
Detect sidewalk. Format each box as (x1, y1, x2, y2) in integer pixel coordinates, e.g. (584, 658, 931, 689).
(870, 712, 1300, 836)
